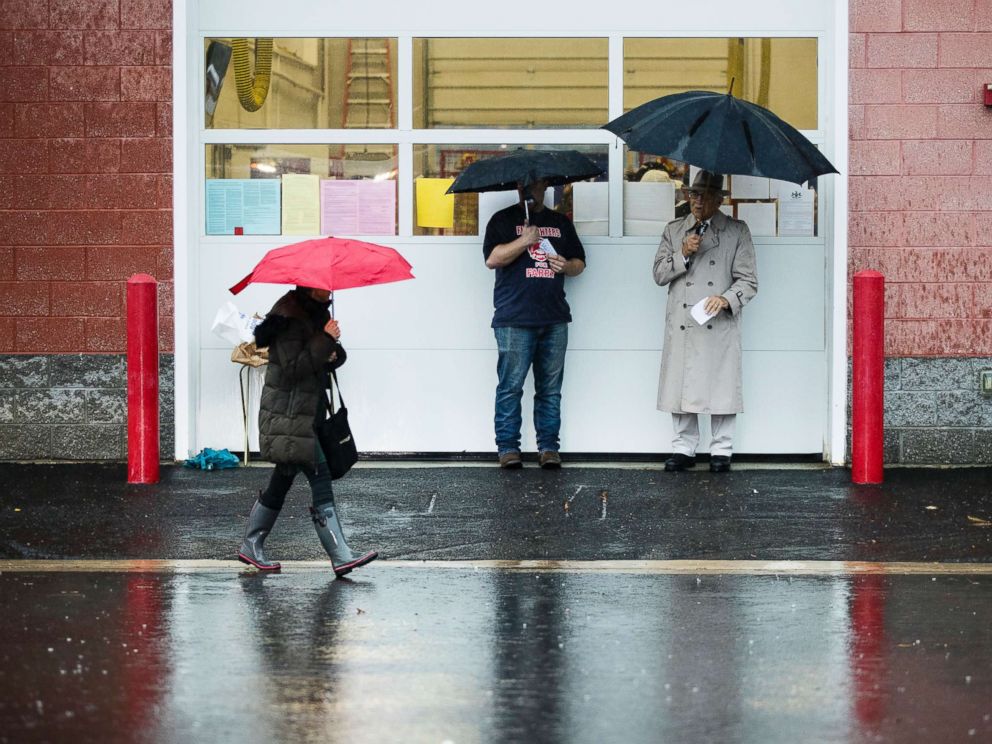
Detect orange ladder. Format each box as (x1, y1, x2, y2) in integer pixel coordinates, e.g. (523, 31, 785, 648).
(342, 38, 394, 129)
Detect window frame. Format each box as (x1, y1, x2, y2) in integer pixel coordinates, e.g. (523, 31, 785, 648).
(197, 31, 827, 243)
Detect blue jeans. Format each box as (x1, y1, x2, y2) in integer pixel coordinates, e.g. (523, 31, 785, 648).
(493, 324, 568, 455)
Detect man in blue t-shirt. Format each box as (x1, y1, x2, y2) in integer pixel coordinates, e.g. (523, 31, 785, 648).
(482, 179, 586, 469)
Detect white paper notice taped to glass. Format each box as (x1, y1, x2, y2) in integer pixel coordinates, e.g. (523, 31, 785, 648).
(691, 298, 718, 325)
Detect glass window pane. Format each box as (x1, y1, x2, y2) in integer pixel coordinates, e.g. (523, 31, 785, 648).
(623, 148, 819, 237)
(204, 144, 397, 236)
(623, 38, 817, 130)
(205, 38, 397, 129)
(413, 145, 608, 236)
(413, 38, 608, 129)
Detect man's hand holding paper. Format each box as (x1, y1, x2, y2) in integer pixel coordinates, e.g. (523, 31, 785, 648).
(691, 295, 730, 325)
(690, 298, 716, 325)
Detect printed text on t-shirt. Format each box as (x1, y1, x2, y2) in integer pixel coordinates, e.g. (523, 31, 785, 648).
(515, 226, 562, 238)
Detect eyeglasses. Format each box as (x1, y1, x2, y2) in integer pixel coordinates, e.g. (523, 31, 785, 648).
(685, 191, 715, 202)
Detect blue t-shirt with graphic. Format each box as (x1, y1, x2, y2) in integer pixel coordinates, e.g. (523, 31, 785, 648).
(482, 204, 586, 328)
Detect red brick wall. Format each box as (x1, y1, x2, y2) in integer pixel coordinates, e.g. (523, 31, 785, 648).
(0, 0, 173, 354)
(849, 0, 992, 355)
(1, 1, 989, 358)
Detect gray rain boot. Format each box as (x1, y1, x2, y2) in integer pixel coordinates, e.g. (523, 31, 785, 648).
(238, 500, 282, 571)
(309, 502, 378, 578)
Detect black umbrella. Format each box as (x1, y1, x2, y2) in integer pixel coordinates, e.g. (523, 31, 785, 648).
(603, 90, 838, 185)
(446, 148, 604, 195)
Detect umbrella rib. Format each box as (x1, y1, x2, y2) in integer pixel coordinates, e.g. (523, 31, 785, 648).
(688, 109, 712, 136)
(748, 105, 815, 181)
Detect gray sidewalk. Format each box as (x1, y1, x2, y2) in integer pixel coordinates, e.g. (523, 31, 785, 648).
(2, 462, 990, 563)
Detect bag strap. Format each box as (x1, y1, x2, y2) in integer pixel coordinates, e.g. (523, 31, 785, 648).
(325, 369, 346, 414)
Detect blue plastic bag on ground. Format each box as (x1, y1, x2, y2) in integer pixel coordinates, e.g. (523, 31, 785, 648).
(184, 448, 240, 470)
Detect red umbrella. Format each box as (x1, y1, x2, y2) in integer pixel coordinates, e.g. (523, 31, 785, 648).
(229, 237, 414, 295)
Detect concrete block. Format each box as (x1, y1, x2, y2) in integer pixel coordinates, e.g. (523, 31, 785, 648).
(14, 388, 87, 423)
(851, 0, 903, 33)
(158, 353, 174, 389)
(0, 355, 49, 388)
(904, 0, 974, 31)
(901, 358, 975, 390)
(51, 424, 124, 460)
(934, 391, 990, 427)
(884, 358, 900, 391)
(49, 353, 125, 388)
(887, 320, 992, 357)
(903, 140, 973, 176)
(160, 426, 175, 461)
(972, 430, 992, 464)
(86, 388, 126, 424)
(901, 428, 975, 464)
(884, 391, 936, 427)
(975, 399, 992, 428)
(938, 32, 992, 67)
(849, 140, 901, 175)
(0, 425, 50, 460)
(0, 393, 14, 423)
(884, 427, 901, 464)
(866, 33, 938, 68)
(865, 105, 938, 140)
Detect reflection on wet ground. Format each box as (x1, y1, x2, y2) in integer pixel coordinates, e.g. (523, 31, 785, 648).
(1, 567, 990, 744)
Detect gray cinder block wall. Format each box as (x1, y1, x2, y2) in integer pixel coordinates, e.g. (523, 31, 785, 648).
(1, 354, 990, 464)
(0, 354, 174, 461)
(881, 358, 992, 465)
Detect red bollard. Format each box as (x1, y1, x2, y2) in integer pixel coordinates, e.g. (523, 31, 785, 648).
(852, 271, 884, 484)
(127, 274, 159, 484)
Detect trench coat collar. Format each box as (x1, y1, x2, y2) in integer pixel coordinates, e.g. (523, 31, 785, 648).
(678, 207, 730, 237)
(704, 208, 730, 234)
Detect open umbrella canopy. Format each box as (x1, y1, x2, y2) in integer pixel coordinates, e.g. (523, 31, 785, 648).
(229, 236, 414, 295)
(603, 90, 838, 185)
(446, 148, 604, 194)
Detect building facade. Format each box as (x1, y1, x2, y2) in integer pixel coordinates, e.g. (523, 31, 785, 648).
(0, 0, 989, 464)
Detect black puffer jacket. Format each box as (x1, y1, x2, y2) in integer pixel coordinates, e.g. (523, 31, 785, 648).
(255, 289, 346, 468)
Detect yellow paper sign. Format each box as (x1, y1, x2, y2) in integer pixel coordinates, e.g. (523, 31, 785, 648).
(416, 177, 455, 228)
(281, 174, 321, 235)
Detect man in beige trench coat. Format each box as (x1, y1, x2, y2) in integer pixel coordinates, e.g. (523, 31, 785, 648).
(652, 170, 758, 473)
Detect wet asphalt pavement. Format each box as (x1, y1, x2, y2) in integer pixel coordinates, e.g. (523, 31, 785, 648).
(0, 463, 990, 562)
(2, 568, 991, 744)
(1, 463, 991, 743)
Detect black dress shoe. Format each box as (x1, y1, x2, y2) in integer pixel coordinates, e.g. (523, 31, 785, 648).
(664, 453, 696, 472)
(709, 455, 732, 473)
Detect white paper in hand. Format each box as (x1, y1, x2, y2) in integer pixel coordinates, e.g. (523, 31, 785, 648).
(538, 237, 557, 257)
(690, 298, 717, 326)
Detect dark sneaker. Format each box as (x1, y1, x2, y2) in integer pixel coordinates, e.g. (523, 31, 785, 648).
(499, 452, 523, 469)
(539, 451, 562, 470)
(709, 455, 732, 473)
(664, 453, 696, 472)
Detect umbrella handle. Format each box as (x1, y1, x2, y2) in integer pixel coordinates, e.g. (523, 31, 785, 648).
(330, 291, 335, 319)
(524, 199, 530, 226)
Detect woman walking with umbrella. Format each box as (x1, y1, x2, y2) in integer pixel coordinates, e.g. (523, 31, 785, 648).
(232, 236, 413, 576)
(238, 285, 377, 576)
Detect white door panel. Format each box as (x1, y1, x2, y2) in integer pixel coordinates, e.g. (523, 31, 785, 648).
(182, 1, 842, 459)
(196, 341, 824, 454)
(744, 243, 826, 352)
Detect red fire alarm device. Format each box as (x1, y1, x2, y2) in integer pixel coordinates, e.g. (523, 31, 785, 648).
(986, 84, 992, 107)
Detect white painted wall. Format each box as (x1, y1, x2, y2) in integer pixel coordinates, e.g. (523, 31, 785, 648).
(176, 0, 844, 459)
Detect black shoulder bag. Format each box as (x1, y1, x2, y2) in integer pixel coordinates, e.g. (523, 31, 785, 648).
(317, 370, 358, 480)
